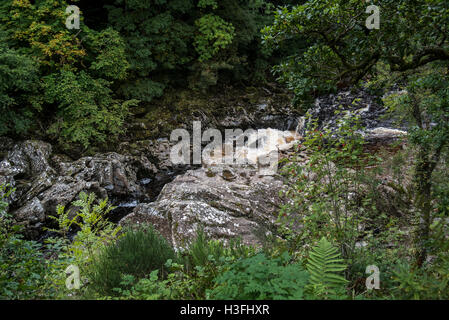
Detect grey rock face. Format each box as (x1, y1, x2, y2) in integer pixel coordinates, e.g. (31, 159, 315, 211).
(0, 141, 55, 204)
(120, 166, 285, 248)
(305, 89, 387, 130)
(0, 140, 158, 238)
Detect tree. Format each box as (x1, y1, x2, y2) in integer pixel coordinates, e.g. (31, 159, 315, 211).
(0, 31, 39, 135)
(263, 0, 449, 265)
(0, 0, 136, 148)
(384, 64, 449, 266)
(262, 0, 449, 105)
(105, 0, 196, 102)
(105, 0, 277, 100)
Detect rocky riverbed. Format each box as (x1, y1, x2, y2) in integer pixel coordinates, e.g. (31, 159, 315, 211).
(0, 87, 407, 244)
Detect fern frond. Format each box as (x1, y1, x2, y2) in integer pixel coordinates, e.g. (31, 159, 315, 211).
(306, 237, 348, 297)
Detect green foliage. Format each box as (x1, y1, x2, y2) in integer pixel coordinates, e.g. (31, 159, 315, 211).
(86, 28, 130, 81)
(186, 228, 254, 269)
(209, 252, 309, 300)
(0, 0, 134, 148)
(391, 255, 449, 300)
(107, 259, 192, 300)
(0, 32, 39, 135)
(45, 192, 121, 296)
(43, 69, 136, 148)
(178, 228, 256, 299)
(0, 0, 283, 144)
(383, 63, 449, 265)
(198, 0, 218, 10)
(263, 0, 449, 105)
(1, 0, 86, 69)
(0, 230, 48, 299)
(383, 65, 449, 153)
(0, 184, 13, 216)
(1, 187, 118, 299)
(194, 14, 235, 62)
(106, 0, 195, 102)
(278, 113, 382, 262)
(88, 224, 176, 296)
(100, 229, 258, 300)
(48, 192, 120, 257)
(305, 237, 348, 299)
(110, 271, 172, 300)
(263, 0, 449, 277)
(0, 184, 50, 299)
(105, 0, 276, 101)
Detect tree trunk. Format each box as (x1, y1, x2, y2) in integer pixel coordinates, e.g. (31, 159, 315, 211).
(409, 94, 439, 267)
(414, 146, 435, 267)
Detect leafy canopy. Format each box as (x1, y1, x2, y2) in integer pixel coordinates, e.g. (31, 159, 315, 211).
(263, 0, 449, 104)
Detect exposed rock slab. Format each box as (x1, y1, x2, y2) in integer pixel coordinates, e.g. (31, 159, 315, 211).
(120, 166, 285, 248)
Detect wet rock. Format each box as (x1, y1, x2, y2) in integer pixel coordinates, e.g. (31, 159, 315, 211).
(307, 89, 386, 130)
(117, 139, 196, 199)
(298, 88, 407, 143)
(53, 153, 156, 198)
(0, 141, 55, 204)
(120, 128, 303, 247)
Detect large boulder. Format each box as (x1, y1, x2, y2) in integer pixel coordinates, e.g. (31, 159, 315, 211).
(120, 166, 285, 248)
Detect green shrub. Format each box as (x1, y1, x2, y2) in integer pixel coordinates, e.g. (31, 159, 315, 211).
(185, 228, 254, 269)
(0, 185, 50, 299)
(391, 255, 449, 300)
(108, 261, 191, 300)
(109, 272, 171, 300)
(44, 192, 121, 297)
(0, 232, 48, 299)
(208, 252, 309, 300)
(278, 113, 382, 261)
(348, 230, 409, 299)
(0, 0, 135, 149)
(104, 228, 258, 300)
(88, 224, 176, 296)
(194, 14, 235, 62)
(0, 32, 39, 135)
(47, 192, 121, 267)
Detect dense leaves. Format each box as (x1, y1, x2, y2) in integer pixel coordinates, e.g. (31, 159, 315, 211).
(262, 0, 449, 105)
(89, 224, 176, 296)
(0, 0, 286, 148)
(0, 32, 39, 135)
(0, 0, 135, 148)
(209, 252, 309, 300)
